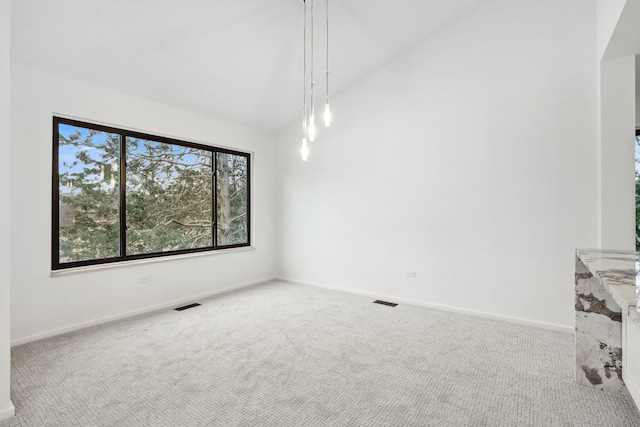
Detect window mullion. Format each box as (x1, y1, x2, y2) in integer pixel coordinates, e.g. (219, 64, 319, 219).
(212, 151, 218, 248)
(119, 133, 127, 260)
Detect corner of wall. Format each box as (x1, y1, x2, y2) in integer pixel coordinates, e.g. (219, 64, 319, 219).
(597, 0, 639, 250)
(0, 402, 15, 422)
(596, 0, 627, 61)
(599, 0, 640, 62)
(0, 0, 13, 419)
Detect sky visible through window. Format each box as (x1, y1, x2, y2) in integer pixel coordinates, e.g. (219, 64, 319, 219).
(58, 124, 119, 194)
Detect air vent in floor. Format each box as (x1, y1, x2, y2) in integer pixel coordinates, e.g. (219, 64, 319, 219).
(373, 300, 398, 307)
(174, 303, 201, 311)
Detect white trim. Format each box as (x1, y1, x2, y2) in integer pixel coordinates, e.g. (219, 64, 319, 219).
(275, 277, 574, 334)
(625, 373, 640, 410)
(51, 246, 256, 277)
(623, 313, 640, 409)
(0, 401, 15, 422)
(12, 278, 275, 346)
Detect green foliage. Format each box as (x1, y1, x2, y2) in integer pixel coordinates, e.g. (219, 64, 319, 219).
(216, 153, 248, 246)
(59, 129, 120, 262)
(125, 138, 213, 255)
(58, 125, 248, 264)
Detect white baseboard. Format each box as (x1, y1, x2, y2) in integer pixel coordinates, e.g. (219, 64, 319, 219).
(275, 276, 573, 334)
(12, 278, 276, 346)
(12, 276, 572, 346)
(624, 373, 640, 410)
(623, 350, 640, 408)
(623, 314, 640, 410)
(0, 400, 15, 422)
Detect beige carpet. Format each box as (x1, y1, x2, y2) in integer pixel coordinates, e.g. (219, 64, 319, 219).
(1, 281, 639, 426)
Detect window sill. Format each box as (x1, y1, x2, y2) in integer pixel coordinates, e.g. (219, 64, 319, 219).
(50, 245, 256, 277)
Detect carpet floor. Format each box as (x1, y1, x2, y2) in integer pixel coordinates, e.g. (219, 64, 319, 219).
(1, 281, 639, 426)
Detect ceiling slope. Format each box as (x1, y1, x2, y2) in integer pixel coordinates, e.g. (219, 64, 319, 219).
(11, 0, 489, 132)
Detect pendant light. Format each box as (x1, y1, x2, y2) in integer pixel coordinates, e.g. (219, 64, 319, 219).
(299, 0, 331, 160)
(323, 0, 331, 127)
(307, 0, 316, 142)
(300, 0, 309, 161)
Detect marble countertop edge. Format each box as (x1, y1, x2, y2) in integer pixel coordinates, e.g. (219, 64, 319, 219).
(576, 248, 640, 328)
(628, 307, 640, 326)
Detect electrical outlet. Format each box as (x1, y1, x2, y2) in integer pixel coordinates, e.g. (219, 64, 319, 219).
(405, 270, 416, 278)
(139, 275, 152, 284)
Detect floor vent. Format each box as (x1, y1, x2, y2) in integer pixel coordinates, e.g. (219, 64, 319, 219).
(373, 300, 398, 307)
(174, 303, 201, 311)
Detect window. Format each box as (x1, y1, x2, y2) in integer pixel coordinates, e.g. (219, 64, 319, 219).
(53, 117, 250, 270)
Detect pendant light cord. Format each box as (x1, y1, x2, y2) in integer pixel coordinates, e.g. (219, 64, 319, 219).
(302, 0, 307, 132)
(310, 0, 314, 119)
(325, 0, 329, 101)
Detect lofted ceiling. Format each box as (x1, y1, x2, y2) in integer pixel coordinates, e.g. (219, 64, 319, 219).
(11, 0, 489, 132)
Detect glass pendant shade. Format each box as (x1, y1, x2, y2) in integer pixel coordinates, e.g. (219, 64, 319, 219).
(323, 102, 331, 127)
(299, 0, 331, 159)
(301, 137, 309, 161)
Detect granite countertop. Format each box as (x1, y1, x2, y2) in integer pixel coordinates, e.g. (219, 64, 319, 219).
(576, 248, 640, 328)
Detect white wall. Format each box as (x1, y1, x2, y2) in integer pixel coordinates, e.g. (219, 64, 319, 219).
(596, 0, 640, 250)
(596, 0, 627, 60)
(276, 0, 598, 329)
(599, 56, 635, 250)
(599, 0, 640, 62)
(10, 64, 277, 343)
(0, 0, 14, 421)
(636, 55, 640, 128)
